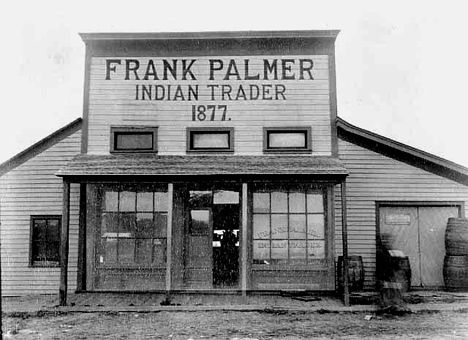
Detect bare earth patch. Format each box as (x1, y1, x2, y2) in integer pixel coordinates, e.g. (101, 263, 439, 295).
(3, 310, 468, 339)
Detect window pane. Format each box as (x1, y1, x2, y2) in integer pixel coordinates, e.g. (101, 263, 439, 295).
(289, 240, 306, 259)
(214, 190, 239, 204)
(253, 240, 270, 259)
(308, 240, 325, 259)
(289, 215, 306, 239)
(46, 241, 60, 261)
(48, 220, 60, 242)
(102, 238, 117, 263)
(253, 214, 270, 239)
(153, 239, 166, 264)
(102, 213, 119, 236)
(33, 220, 47, 240)
(190, 210, 210, 235)
(154, 213, 167, 238)
(271, 240, 288, 259)
(120, 191, 136, 211)
(192, 132, 229, 149)
(119, 214, 136, 236)
(307, 214, 325, 239)
(271, 214, 288, 239)
(135, 239, 153, 264)
(104, 191, 119, 211)
(119, 239, 135, 263)
(154, 192, 168, 211)
(32, 241, 47, 261)
(253, 193, 270, 213)
(271, 192, 287, 213)
(268, 132, 306, 148)
(115, 132, 153, 150)
(289, 192, 305, 213)
(307, 193, 324, 213)
(137, 192, 153, 211)
(136, 213, 154, 238)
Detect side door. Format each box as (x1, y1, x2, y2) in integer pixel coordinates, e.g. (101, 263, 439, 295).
(379, 207, 421, 286)
(185, 209, 213, 289)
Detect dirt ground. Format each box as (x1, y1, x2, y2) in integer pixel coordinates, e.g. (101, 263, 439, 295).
(2, 309, 468, 340)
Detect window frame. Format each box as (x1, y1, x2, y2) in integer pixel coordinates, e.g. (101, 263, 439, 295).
(97, 184, 169, 269)
(29, 215, 62, 268)
(110, 126, 158, 154)
(263, 126, 312, 153)
(251, 185, 327, 267)
(186, 127, 234, 153)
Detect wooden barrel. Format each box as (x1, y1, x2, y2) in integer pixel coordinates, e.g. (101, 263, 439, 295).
(389, 256, 411, 292)
(337, 255, 364, 292)
(445, 218, 468, 255)
(443, 255, 468, 291)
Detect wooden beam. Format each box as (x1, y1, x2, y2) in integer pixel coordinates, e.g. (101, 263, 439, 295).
(165, 183, 174, 294)
(59, 180, 71, 306)
(241, 183, 248, 296)
(76, 183, 87, 291)
(341, 181, 350, 306)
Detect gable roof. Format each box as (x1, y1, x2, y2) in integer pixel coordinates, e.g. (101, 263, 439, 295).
(0, 118, 82, 176)
(336, 117, 468, 186)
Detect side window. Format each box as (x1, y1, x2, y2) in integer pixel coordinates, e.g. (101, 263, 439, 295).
(186, 127, 234, 153)
(30, 216, 61, 267)
(110, 126, 158, 153)
(263, 127, 312, 153)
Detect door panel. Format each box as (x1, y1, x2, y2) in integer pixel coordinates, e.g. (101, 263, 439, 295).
(185, 209, 213, 289)
(418, 207, 459, 287)
(380, 205, 460, 288)
(380, 207, 420, 286)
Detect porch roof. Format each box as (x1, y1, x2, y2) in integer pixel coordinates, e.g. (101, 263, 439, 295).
(56, 154, 348, 178)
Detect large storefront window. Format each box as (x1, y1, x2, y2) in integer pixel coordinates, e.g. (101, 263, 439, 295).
(99, 187, 168, 266)
(253, 186, 326, 264)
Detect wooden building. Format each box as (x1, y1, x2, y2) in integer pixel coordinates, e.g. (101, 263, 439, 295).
(1, 30, 468, 298)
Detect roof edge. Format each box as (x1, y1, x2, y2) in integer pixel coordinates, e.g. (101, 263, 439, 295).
(0, 118, 82, 176)
(336, 117, 468, 185)
(79, 30, 340, 42)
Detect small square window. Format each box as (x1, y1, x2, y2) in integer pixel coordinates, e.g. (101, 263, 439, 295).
(110, 126, 158, 153)
(263, 127, 312, 152)
(30, 216, 61, 267)
(187, 128, 234, 152)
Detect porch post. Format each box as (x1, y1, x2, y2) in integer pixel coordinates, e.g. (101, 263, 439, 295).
(59, 179, 71, 306)
(165, 183, 174, 295)
(341, 181, 350, 306)
(241, 183, 248, 296)
(76, 183, 87, 291)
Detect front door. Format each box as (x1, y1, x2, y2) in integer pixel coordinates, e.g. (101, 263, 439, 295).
(379, 205, 460, 288)
(185, 209, 213, 289)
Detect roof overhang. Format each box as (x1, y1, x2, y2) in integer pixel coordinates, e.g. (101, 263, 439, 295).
(56, 154, 348, 182)
(79, 30, 340, 42)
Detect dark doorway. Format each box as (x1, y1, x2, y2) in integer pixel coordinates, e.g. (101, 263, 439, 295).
(213, 204, 239, 288)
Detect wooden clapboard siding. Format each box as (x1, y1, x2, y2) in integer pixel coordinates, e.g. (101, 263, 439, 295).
(86, 56, 332, 156)
(0, 130, 81, 296)
(335, 138, 468, 289)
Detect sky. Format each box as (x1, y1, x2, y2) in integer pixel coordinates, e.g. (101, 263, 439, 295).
(1, 0, 468, 166)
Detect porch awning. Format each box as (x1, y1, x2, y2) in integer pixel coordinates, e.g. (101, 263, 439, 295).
(56, 154, 348, 178)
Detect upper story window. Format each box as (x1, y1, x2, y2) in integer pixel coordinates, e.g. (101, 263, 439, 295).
(110, 126, 158, 153)
(263, 127, 312, 153)
(187, 127, 234, 153)
(30, 215, 61, 267)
